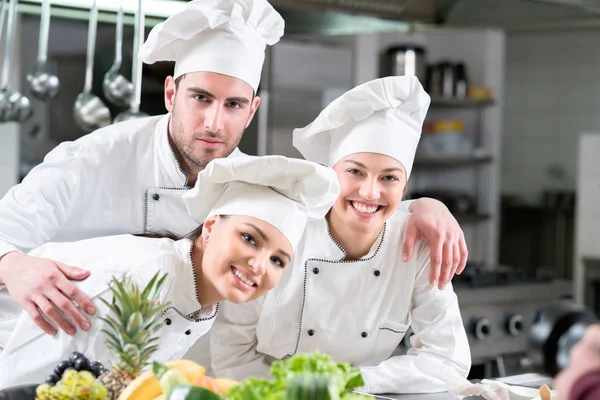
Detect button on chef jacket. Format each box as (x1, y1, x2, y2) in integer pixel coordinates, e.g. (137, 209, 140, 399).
(209, 210, 471, 394)
(0, 235, 215, 388)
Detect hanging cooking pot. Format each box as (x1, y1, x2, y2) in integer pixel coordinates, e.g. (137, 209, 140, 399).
(380, 45, 426, 82)
(529, 299, 598, 377)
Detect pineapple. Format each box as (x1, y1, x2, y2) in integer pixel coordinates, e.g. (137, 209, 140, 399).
(97, 271, 170, 399)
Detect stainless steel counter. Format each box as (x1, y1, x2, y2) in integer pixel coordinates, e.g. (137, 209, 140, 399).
(358, 393, 480, 399)
(357, 373, 554, 400)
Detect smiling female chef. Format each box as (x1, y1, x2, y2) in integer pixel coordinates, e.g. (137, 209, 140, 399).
(0, 155, 339, 388)
(209, 76, 471, 395)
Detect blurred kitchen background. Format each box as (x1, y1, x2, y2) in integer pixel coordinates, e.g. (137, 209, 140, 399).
(1, 0, 600, 382)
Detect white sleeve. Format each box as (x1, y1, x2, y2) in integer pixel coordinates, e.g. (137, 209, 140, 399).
(395, 199, 415, 213)
(359, 244, 471, 394)
(209, 298, 271, 381)
(0, 262, 170, 389)
(0, 287, 113, 389)
(0, 143, 82, 258)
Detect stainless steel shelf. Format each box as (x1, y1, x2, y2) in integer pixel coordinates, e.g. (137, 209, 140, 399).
(430, 97, 495, 108)
(414, 154, 493, 167)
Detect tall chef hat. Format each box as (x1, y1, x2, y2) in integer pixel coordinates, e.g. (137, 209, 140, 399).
(182, 155, 340, 251)
(292, 76, 431, 179)
(138, 0, 285, 92)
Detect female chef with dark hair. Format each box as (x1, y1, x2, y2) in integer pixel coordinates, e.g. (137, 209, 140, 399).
(210, 76, 471, 395)
(0, 155, 340, 388)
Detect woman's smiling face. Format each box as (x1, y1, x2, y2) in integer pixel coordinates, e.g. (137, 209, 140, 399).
(201, 215, 292, 303)
(331, 152, 407, 235)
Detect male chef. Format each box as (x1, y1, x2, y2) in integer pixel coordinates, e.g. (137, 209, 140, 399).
(0, 0, 467, 339)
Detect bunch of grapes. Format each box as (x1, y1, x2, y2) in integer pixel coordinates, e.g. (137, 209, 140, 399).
(36, 352, 109, 400)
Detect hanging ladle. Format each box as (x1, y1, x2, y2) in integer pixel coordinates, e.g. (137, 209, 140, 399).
(114, 0, 148, 122)
(0, 0, 8, 122)
(73, 0, 111, 132)
(102, 0, 132, 107)
(27, 0, 60, 101)
(0, 0, 33, 123)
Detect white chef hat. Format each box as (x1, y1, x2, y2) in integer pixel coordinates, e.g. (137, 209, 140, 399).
(138, 0, 284, 92)
(182, 155, 340, 251)
(293, 76, 431, 179)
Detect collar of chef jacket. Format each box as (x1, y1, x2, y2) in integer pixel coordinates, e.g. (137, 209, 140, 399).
(155, 114, 189, 188)
(154, 113, 249, 189)
(314, 218, 387, 262)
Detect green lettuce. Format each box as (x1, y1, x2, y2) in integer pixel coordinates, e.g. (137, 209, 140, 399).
(224, 351, 367, 400)
(270, 351, 364, 393)
(226, 377, 278, 400)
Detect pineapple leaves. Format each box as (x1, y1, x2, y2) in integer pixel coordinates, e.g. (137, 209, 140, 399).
(100, 271, 170, 375)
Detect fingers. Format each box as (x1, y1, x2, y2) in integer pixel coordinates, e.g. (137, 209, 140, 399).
(50, 282, 91, 332)
(56, 262, 91, 281)
(456, 233, 469, 275)
(403, 220, 418, 262)
(22, 301, 57, 336)
(32, 294, 76, 336)
(451, 240, 460, 277)
(56, 270, 95, 317)
(438, 240, 453, 290)
(429, 237, 443, 287)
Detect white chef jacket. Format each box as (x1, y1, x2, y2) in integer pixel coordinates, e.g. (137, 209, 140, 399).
(0, 235, 217, 388)
(209, 211, 471, 394)
(0, 114, 245, 259)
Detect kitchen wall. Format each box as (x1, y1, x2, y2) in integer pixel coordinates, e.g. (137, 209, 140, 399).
(0, 16, 23, 196)
(503, 29, 600, 204)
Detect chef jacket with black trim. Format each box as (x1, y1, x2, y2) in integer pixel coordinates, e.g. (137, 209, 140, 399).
(0, 235, 216, 388)
(208, 211, 471, 395)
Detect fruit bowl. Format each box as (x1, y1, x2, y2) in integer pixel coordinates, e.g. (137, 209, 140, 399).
(0, 384, 37, 400)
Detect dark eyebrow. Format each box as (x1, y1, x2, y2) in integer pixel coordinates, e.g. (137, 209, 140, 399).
(186, 87, 250, 104)
(244, 223, 292, 261)
(226, 96, 250, 105)
(187, 88, 216, 99)
(343, 159, 405, 175)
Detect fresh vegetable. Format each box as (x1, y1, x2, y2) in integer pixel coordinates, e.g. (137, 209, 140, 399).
(224, 352, 367, 400)
(225, 378, 276, 400)
(167, 385, 223, 400)
(284, 374, 337, 400)
(270, 352, 364, 394)
(153, 361, 190, 398)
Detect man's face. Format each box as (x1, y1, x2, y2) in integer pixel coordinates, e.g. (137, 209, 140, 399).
(164, 71, 260, 170)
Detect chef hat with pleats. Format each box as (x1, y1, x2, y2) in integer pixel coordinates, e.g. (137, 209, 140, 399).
(293, 76, 431, 179)
(138, 0, 284, 92)
(182, 155, 340, 250)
